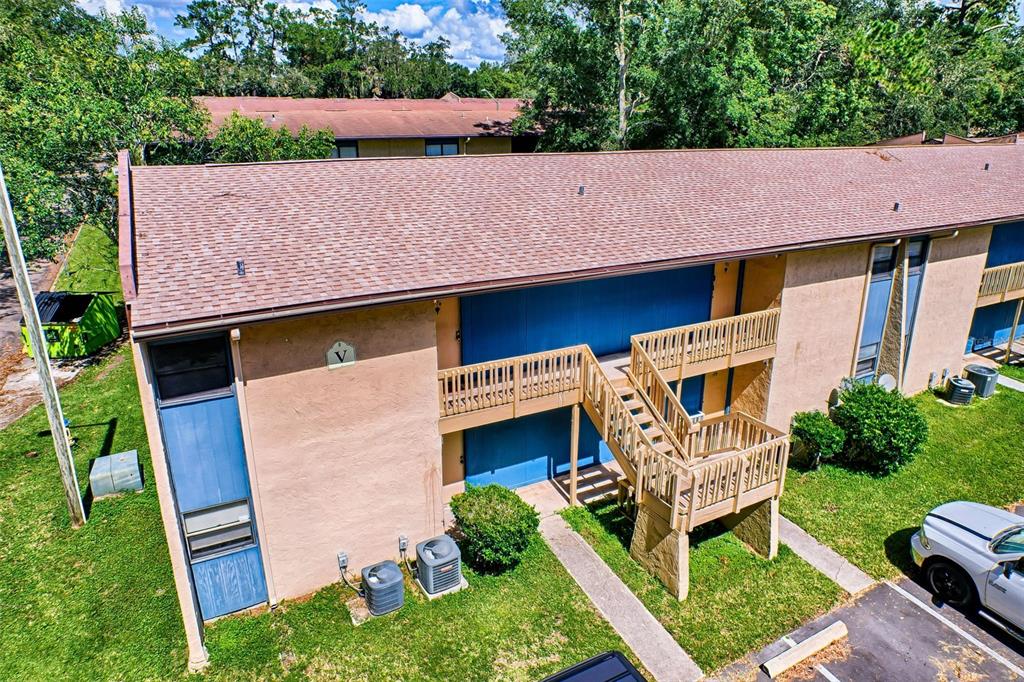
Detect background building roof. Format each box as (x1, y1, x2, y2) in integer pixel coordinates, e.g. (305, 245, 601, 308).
(871, 131, 1021, 146)
(121, 145, 1024, 334)
(198, 95, 525, 139)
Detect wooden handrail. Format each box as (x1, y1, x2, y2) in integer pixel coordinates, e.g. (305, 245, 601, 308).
(979, 262, 1024, 300)
(633, 309, 781, 372)
(580, 346, 691, 519)
(627, 339, 694, 461)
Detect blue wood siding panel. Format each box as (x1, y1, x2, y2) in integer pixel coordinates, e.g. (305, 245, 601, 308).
(986, 221, 1024, 267)
(967, 300, 1024, 351)
(159, 394, 250, 513)
(460, 265, 715, 363)
(461, 267, 712, 488)
(191, 546, 267, 619)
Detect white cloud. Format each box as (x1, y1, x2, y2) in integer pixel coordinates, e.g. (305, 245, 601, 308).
(77, 0, 126, 13)
(76, 0, 507, 69)
(361, 3, 435, 35)
(280, 0, 337, 12)
(360, 2, 507, 67)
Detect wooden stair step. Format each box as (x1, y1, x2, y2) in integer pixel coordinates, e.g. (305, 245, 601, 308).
(644, 427, 664, 440)
(616, 386, 635, 398)
(652, 441, 676, 455)
(633, 413, 655, 426)
(622, 399, 644, 411)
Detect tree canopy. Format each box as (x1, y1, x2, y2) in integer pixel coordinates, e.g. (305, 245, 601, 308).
(503, 0, 1024, 150)
(1, 0, 1023, 260)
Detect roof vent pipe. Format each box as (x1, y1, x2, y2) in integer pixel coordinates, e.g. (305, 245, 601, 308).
(893, 202, 901, 212)
(236, 260, 246, 276)
(578, 185, 585, 196)
(984, 163, 990, 171)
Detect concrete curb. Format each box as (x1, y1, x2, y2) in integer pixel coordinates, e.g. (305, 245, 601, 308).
(539, 515, 703, 682)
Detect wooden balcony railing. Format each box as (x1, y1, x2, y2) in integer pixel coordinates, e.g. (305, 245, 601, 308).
(685, 437, 789, 530)
(684, 412, 784, 459)
(978, 262, 1024, 304)
(633, 309, 781, 374)
(438, 346, 584, 419)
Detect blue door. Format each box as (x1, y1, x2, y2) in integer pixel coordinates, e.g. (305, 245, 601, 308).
(461, 266, 713, 489)
(967, 300, 1024, 352)
(160, 394, 268, 619)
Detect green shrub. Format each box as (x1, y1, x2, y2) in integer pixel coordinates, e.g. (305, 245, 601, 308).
(449, 484, 540, 572)
(831, 380, 928, 475)
(791, 410, 845, 469)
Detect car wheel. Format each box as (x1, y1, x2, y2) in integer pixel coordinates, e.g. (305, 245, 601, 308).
(927, 560, 977, 609)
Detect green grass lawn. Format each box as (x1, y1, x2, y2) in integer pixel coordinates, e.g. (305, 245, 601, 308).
(1000, 362, 1024, 383)
(561, 502, 844, 672)
(782, 385, 1024, 580)
(53, 222, 121, 300)
(0, 345, 639, 680)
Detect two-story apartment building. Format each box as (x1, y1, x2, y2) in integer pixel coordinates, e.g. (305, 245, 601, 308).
(117, 145, 1024, 669)
(198, 94, 535, 158)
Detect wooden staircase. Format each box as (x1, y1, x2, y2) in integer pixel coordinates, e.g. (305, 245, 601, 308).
(436, 310, 790, 537)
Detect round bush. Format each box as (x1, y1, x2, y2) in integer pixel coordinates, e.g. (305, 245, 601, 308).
(791, 410, 845, 469)
(831, 380, 928, 475)
(449, 484, 539, 572)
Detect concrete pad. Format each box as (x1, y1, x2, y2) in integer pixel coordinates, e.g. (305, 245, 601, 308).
(517, 462, 623, 518)
(780, 516, 874, 595)
(540, 515, 703, 682)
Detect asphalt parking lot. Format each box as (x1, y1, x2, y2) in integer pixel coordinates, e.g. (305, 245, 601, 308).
(719, 578, 1024, 681)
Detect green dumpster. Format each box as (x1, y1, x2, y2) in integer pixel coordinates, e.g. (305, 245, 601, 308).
(21, 292, 121, 359)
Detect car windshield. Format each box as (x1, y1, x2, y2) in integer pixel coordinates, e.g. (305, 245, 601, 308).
(993, 526, 1024, 554)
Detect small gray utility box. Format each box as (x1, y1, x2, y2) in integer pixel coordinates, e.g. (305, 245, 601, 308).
(89, 450, 143, 497)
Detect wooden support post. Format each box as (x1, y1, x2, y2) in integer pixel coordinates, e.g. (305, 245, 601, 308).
(0, 165, 85, 528)
(569, 403, 580, 505)
(1005, 299, 1023, 365)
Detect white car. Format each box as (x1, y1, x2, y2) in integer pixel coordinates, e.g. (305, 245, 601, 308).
(912, 501, 1024, 638)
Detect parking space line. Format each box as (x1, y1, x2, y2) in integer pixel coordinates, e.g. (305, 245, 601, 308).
(885, 580, 1024, 678)
(815, 665, 841, 682)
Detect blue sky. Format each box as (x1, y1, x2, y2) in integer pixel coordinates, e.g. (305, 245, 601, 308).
(77, 0, 508, 67)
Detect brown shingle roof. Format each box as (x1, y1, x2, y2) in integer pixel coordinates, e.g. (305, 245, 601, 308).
(198, 95, 525, 139)
(123, 145, 1024, 334)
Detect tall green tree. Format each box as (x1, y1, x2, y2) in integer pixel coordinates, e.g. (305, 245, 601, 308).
(208, 112, 335, 162)
(503, 0, 1024, 150)
(0, 1, 206, 260)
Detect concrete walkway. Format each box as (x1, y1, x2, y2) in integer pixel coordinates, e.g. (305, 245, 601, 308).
(779, 516, 875, 595)
(997, 374, 1024, 392)
(540, 515, 704, 682)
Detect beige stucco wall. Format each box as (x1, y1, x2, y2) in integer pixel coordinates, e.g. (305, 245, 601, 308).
(903, 226, 992, 393)
(766, 244, 871, 430)
(237, 301, 443, 600)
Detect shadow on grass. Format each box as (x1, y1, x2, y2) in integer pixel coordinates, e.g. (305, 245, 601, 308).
(584, 499, 725, 552)
(884, 526, 920, 578)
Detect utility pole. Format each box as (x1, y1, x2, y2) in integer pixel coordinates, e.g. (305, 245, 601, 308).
(0, 164, 86, 527)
